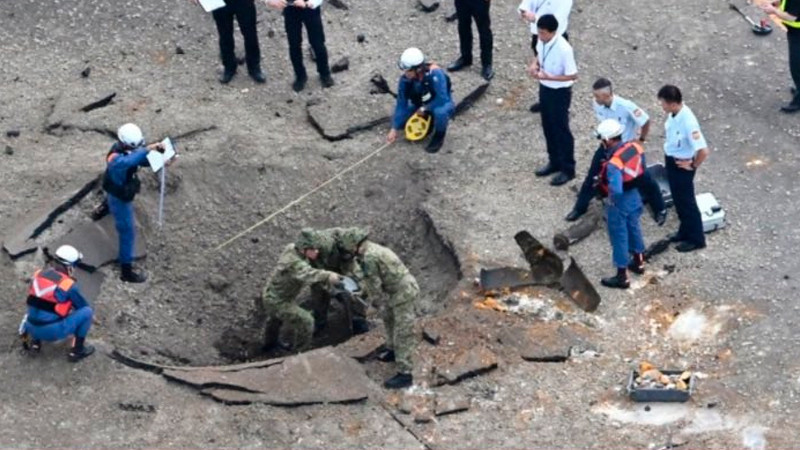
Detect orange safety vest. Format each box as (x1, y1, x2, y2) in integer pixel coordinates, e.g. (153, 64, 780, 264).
(597, 142, 645, 197)
(26, 269, 75, 318)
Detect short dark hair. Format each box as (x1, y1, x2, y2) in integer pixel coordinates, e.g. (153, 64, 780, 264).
(593, 78, 613, 91)
(536, 14, 559, 33)
(657, 85, 682, 103)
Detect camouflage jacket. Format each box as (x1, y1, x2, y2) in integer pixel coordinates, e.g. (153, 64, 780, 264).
(347, 242, 419, 307)
(262, 244, 337, 306)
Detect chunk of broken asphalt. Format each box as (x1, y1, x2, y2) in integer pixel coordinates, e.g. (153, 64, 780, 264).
(331, 57, 349, 73)
(435, 395, 470, 416)
(4, 145, 13, 155)
(6, 129, 20, 138)
(416, 0, 440, 13)
(435, 346, 498, 385)
(175, 46, 185, 55)
(328, 0, 348, 9)
(356, 34, 366, 43)
(80, 67, 91, 78)
(79, 92, 116, 113)
(423, 328, 441, 345)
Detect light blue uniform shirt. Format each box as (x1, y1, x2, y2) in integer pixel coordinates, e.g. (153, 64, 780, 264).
(663, 105, 707, 159)
(593, 95, 649, 143)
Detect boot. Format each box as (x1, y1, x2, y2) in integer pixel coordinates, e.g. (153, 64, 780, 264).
(628, 253, 645, 275)
(384, 372, 413, 389)
(68, 338, 95, 362)
(120, 264, 147, 283)
(351, 317, 371, 335)
(376, 348, 396, 362)
(601, 268, 630, 289)
(425, 130, 446, 153)
(90, 201, 109, 221)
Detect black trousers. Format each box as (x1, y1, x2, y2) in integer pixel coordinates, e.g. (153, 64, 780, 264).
(455, 0, 493, 66)
(666, 156, 705, 246)
(788, 29, 800, 103)
(284, 6, 330, 79)
(539, 85, 575, 176)
(213, 0, 261, 72)
(531, 32, 569, 55)
(573, 145, 666, 216)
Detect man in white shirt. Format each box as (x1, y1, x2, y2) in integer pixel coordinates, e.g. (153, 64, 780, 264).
(529, 14, 578, 186)
(266, 0, 333, 92)
(658, 85, 710, 253)
(518, 0, 572, 113)
(566, 78, 667, 225)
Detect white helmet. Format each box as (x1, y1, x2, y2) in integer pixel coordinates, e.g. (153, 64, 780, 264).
(54, 245, 83, 266)
(596, 119, 624, 140)
(398, 47, 425, 71)
(117, 123, 145, 149)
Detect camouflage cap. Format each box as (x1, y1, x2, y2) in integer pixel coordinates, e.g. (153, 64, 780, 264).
(337, 227, 370, 254)
(295, 228, 321, 250)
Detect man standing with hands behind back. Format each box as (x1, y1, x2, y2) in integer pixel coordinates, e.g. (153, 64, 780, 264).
(265, 0, 334, 92)
(190, 0, 266, 84)
(761, 0, 800, 112)
(529, 14, 578, 187)
(658, 85, 709, 253)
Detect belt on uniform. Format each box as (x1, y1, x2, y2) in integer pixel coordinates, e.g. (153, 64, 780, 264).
(26, 317, 62, 327)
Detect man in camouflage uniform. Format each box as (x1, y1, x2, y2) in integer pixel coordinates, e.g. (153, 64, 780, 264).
(305, 227, 371, 334)
(338, 228, 419, 389)
(261, 229, 342, 352)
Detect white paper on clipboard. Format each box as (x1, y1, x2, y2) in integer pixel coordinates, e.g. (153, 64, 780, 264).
(199, 0, 226, 12)
(147, 138, 177, 172)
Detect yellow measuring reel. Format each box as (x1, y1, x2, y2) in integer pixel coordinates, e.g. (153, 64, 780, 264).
(404, 112, 432, 142)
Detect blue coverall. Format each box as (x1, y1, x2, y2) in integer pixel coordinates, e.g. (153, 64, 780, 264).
(24, 277, 93, 343)
(106, 149, 149, 264)
(392, 68, 455, 134)
(605, 145, 646, 269)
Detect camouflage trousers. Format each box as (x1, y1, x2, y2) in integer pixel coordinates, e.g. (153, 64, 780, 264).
(262, 298, 315, 352)
(383, 286, 418, 373)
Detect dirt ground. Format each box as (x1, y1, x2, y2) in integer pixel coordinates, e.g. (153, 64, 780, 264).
(1, 0, 799, 447)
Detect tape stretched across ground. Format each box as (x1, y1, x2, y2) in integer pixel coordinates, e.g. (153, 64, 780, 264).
(214, 141, 394, 251)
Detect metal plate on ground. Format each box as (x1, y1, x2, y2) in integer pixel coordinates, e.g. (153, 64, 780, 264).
(560, 257, 601, 312)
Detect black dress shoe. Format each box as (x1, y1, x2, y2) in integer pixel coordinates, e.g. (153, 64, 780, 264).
(320, 74, 335, 88)
(249, 69, 266, 84)
(481, 65, 494, 81)
(667, 232, 685, 243)
(292, 76, 308, 92)
(529, 102, 541, 113)
(676, 241, 706, 253)
(425, 130, 446, 153)
(219, 68, 236, 84)
(535, 163, 558, 177)
(780, 101, 800, 113)
(565, 209, 584, 222)
(384, 372, 413, 389)
(447, 56, 472, 72)
(550, 172, 574, 186)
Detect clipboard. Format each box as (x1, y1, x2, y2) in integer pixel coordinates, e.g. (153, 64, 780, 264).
(147, 138, 177, 172)
(199, 0, 226, 13)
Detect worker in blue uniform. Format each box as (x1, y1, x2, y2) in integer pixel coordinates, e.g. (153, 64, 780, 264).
(595, 119, 646, 289)
(387, 48, 455, 154)
(19, 245, 95, 362)
(103, 123, 164, 283)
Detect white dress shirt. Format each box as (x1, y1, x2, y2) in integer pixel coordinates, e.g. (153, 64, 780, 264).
(593, 95, 650, 143)
(664, 105, 708, 159)
(536, 35, 577, 89)
(518, 0, 572, 36)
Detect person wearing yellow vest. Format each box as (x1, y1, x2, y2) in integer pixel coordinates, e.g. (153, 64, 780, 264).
(19, 245, 95, 362)
(595, 119, 647, 289)
(762, 0, 800, 112)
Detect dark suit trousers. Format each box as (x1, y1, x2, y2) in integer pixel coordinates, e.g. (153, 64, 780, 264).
(666, 156, 705, 246)
(455, 0, 493, 66)
(539, 85, 575, 176)
(213, 0, 261, 72)
(284, 6, 330, 79)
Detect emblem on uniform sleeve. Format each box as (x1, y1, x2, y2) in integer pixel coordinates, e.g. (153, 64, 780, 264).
(634, 109, 643, 117)
(692, 130, 701, 140)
